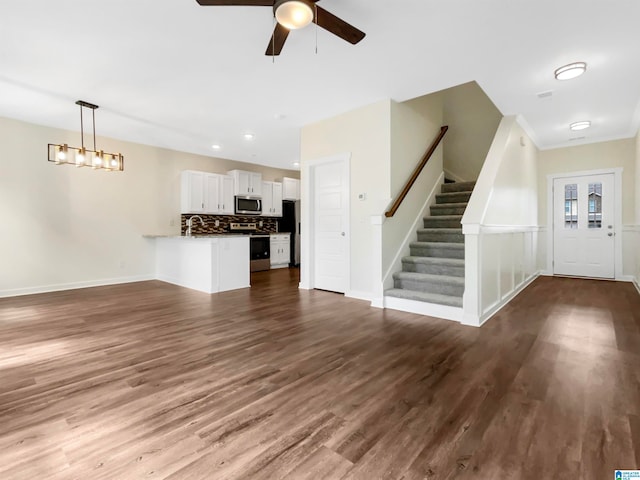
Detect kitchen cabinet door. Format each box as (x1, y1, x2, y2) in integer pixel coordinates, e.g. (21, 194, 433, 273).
(220, 175, 235, 214)
(249, 172, 262, 196)
(229, 170, 263, 196)
(205, 174, 220, 213)
(261, 181, 273, 217)
(272, 182, 283, 217)
(270, 234, 290, 268)
(181, 171, 206, 213)
(282, 177, 300, 201)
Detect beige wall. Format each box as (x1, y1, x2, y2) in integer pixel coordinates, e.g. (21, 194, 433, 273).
(463, 116, 539, 226)
(384, 94, 443, 273)
(537, 138, 636, 225)
(0, 116, 298, 295)
(637, 129, 640, 224)
(441, 82, 502, 182)
(300, 100, 392, 297)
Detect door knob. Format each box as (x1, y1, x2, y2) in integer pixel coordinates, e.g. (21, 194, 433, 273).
(341, 232, 345, 237)
(608, 232, 614, 237)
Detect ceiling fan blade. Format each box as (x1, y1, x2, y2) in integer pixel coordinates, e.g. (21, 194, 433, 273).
(313, 6, 365, 45)
(265, 23, 290, 56)
(196, 0, 273, 5)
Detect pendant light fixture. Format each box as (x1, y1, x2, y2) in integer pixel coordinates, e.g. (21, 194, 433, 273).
(48, 100, 124, 171)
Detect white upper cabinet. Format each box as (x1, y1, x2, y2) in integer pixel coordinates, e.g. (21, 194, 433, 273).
(219, 175, 235, 214)
(229, 170, 262, 197)
(181, 171, 207, 214)
(181, 171, 236, 215)
(261, 181, 283, 217)
(282, 177, 300, 201)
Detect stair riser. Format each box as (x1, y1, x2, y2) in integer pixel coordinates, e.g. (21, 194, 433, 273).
(430, 205, 467, 216)
(393, 277, 464, 297)
(402, 261, 465, 277)
(410, 245, 465, 259)
(417, 231, 464, 243)
(441, 182, 476, 193)
(436, 192, 472, 204)
(423, 218, 462, 228)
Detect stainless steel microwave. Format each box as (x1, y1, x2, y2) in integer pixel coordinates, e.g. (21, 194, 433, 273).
(235, 196, 262, 215)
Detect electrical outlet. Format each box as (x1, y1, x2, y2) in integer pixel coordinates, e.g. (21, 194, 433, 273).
(358, 193, 367, 201)
(259, 221, 263, 227)
(215, 219, 220, 227)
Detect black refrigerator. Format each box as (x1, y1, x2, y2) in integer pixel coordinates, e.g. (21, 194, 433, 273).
(277, 200, 300, 267)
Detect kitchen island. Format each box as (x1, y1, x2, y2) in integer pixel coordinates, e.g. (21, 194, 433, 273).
(147, 235, 250, 294)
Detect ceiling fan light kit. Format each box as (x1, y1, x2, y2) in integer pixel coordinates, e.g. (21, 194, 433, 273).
(195, 0, 365, 56)
(274, 0, 314, 30)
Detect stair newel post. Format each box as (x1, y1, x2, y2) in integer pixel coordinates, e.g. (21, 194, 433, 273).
(461, 223, 481, 326)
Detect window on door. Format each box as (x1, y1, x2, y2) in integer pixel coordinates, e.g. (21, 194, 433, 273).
(564, 184, 578, 229)
(588, 182, 602, 229)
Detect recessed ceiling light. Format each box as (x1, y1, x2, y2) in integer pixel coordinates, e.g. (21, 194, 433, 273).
(570, 121, 591, 131)
(554, 62, 587, 80)
(293, 162, 300, 167)
(243, 133, 255, 141)
(211, 144, 221, 150)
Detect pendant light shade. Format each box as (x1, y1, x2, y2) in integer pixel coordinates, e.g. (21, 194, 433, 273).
(274, 0, 314, 30)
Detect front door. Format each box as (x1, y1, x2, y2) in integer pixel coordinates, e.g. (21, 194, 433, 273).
(553, 173, 615, 278)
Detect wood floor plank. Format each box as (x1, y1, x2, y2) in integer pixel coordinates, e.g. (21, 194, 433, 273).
(1, 272, 639, 479)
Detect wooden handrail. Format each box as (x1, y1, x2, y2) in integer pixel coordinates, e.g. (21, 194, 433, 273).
(385, 125, 449, 218)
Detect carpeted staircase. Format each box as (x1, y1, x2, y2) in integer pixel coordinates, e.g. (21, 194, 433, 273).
(385, 181, 476, 308)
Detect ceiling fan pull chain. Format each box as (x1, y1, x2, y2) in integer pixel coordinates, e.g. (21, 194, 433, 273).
(315, 4, 318, 54)
(272, 14, 276, 63)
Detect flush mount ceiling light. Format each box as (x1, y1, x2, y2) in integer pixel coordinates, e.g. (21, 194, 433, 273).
(211, 144, 221, 150)
(554, 62, 587, 80)
(570, 121, 591, 131)
(48, 101, 124, 171)
(275, 0, 314, 30)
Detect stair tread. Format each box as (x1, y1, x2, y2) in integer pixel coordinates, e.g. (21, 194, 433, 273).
(393, 271, 465, 284)
(410, 241, 464, 248)
(423, 215, 462, 220)
(403, 256, 465, 265)
(431, 203, 469, 208)
(417, 228, 462, 233)
(385, 288, 463, 307)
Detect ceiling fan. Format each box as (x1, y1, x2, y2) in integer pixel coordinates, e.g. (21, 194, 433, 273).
(195, 0, 366, 56)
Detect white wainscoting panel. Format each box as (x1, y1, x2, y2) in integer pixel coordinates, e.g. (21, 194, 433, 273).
(463, 225, 541, 326)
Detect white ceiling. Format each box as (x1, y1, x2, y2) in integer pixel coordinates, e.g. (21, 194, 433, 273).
(1, 0, 639, 170)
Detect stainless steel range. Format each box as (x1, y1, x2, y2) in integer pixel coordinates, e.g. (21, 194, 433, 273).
(229, 223, 270, 272)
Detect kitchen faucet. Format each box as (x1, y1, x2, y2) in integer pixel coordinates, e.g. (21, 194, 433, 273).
(185, 215, 205, 236)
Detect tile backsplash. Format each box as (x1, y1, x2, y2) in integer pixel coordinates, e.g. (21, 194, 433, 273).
(180, 214, 278, 235)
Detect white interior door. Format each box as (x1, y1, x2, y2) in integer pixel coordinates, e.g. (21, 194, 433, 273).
(313, 159, 348, 293)
(553, 173, 615, 278)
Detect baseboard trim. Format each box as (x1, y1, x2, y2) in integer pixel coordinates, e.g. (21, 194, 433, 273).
(633, 277, 640, 296)
(0, 274, 156, 299)
(443, 169, 468, 183)
(345, 290, 372, 302)
(384, 296, 463, 323)
(478, 273, 539, 326)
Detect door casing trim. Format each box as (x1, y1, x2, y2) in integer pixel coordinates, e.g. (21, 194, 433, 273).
(299, 152, 351, 292)
(546, 167, 623, 279)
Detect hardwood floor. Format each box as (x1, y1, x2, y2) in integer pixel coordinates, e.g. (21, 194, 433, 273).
(1, 271, 639, 479)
